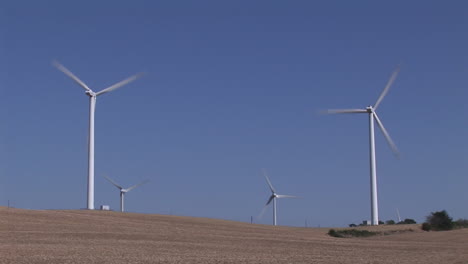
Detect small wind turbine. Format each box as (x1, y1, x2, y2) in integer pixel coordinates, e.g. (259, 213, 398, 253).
(396, 208, 402, 223)
(260, 169, 298, 226)
(103, 176, 149, 212)
(326, 66, 400, 226)
(53, 61, 143, 210)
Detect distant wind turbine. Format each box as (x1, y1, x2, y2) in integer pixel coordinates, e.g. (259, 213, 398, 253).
(104, 176, 149, 212)
(53, 61, 144, 210)
(326, 66, 400, 226)
(260, 169, 298, 226)
(396, 208, 402, 223)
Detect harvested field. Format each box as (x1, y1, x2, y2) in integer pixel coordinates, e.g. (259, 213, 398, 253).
(1, 207, 467, 263)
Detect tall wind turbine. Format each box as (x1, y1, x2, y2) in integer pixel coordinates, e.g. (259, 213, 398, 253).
(326, 67, 400, 226)
(104, 176, 149, 212)
(261, 169, 298, 226)
(53, 61, 143, 210)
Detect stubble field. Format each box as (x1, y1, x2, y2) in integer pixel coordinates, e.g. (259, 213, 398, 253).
(1, 207, 467, 263)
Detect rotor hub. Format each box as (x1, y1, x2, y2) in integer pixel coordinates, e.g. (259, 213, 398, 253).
(85, 90, 96, 97)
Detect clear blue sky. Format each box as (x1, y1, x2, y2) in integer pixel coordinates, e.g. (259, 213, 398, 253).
(1, 1, 467, 227)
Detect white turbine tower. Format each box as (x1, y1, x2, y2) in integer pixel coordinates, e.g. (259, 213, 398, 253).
(104, 176, 149, 212)
(326, 66, 400, 226)
(54, 61, 143, 210)
(261, 169, 298, 226)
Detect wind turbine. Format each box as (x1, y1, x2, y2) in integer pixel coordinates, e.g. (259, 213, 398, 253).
(260, 169, 298, 226)
(103, 176, 149, 212)
(396, 208, 402, 223)
(53, 61, 143, 210)
(326, 66, 400, 226)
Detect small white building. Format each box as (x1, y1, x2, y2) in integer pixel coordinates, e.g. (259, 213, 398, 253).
(100, 205, 110, 211)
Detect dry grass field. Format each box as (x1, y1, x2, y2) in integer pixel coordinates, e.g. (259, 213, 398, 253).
(1, 206, 467, 263)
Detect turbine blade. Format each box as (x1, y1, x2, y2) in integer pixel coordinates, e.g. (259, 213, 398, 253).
(126, 179, 150, 192)
(265, 195, 275, 206)
(103, 175, 123, 190)
(325, 109, 367, 114)
(95, 72, 144, 96)
(262, 169, 276, 193)
(53, 61, 92, 92)
(373, 113, 400, 158)
(374, 66, 400, 110)
(276, 194, 299, 199)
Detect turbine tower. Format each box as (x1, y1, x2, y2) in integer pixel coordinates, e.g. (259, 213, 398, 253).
(104, 176, 149, 212)
(261, 169, 298, 226)
(326, 66, 400, 226)
(54, 61, 143, 210)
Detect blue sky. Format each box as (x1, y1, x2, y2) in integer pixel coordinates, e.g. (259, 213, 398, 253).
(2, 1, 467, 227)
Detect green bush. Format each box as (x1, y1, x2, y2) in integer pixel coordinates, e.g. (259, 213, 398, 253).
(397, 218, 416, 224)
(328, 229, 339, 237)
(328, 229, 378, 238)
(425, 210, 453, 231)
(454, 219, 468, 229)
(421, 222, 431, 231)
(385, 220, 395, 225)
(453, 219, 468, 228)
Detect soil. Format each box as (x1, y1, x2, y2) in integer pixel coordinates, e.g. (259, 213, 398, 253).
(1, 207, 467, 263)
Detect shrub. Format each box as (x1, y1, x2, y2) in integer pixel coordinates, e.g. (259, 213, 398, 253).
(328, 229, 378, 238)
(421, 222, 431, 231)
(426, 210, 453, 231)
(454, 219, 468, 229)
(346, 229, 376, 237)
(328, 229, 339, 237)
(386, 220, 395, 225)
(383, 229, 414, 235)
(397, 218, 416, 224)
(349, 223, 357, 227)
